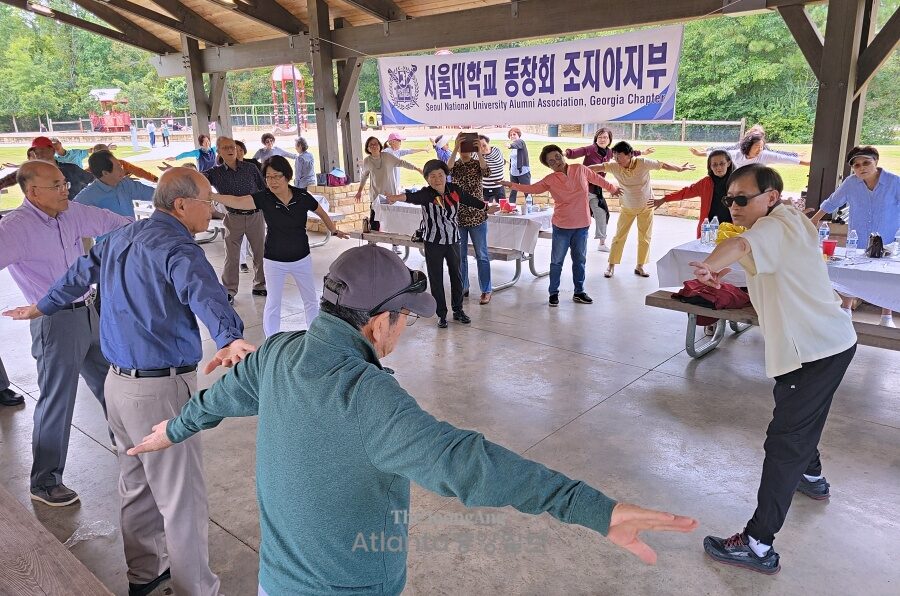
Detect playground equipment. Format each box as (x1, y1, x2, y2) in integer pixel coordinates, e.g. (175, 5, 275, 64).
(271, 65, 307, 132)
(88, 88, 132, 132)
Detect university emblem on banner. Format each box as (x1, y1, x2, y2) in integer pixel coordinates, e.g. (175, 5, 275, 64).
(388, 65, 419, 109)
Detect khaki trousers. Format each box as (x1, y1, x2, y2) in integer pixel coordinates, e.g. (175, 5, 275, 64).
(608, 205, 654, 265)
(105, 370, 221, 596)
(222, 211, 266, 295)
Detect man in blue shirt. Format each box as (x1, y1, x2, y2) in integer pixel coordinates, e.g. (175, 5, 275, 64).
(812, 145, 900, 327)
(8, 167, 254, 596)
(52, 137, 90, 168)
(74, 151, 153, 220)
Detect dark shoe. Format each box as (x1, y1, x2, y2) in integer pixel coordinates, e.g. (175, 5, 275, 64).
(549, 293, 559, 307)
(129, 568, 171, 596)
(437, 318, 448, 329)
(240, 264, 250, 273)
(463, 290, 470, 298)
(479, 292, 491, 305)
(30, 484, 80, 507)
(634, 267, 650, 278)
(453, 311, 471, 324)
(703, 533, 780, 575)
(227, 294, 234, 305)
(252, 288, 268, 297)
(0, 387, 25, 406)
(573, 292, 593, 304)
(796, 476, 830, 500)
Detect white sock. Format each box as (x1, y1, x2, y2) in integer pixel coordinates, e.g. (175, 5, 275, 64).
(842, 307, 853, 318)
(747, 534, 771, 557)
(803, 473, 822, 482)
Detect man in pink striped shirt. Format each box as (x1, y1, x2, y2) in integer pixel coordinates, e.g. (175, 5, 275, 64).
(502, 144, 619, 307)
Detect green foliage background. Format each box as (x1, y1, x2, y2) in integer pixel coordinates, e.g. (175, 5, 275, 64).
(0, 1, 896, 143)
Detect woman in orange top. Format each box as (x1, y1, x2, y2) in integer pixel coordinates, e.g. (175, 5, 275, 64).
(651, 150, 733, 239)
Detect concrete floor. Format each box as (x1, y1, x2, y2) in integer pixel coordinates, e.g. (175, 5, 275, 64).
(1, 214, 898, 595)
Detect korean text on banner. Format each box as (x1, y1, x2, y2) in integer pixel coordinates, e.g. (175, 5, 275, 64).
(378, 25, 684, 126)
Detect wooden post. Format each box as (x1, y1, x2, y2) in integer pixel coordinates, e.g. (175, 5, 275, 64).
(47, 113, 53, 133)
(11, 115, 17, 133)
(739, 117, 746, 140)
(680, 119, 687, 142)
(806, 0, 866, 208)
(844, 0, 878, 175)
(631, 122, 636, 140)
(182, 34, 211, 144)
(308, 0, 341, 175)
(335, 17, 363, 182)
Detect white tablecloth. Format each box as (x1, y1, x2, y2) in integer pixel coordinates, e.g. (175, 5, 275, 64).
(657, 239, 900, 312)
(372, 201, 552, 253)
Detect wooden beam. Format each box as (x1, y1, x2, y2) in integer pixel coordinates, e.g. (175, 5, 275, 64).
(846, 0, 878, 157)
(228, 0, 307, 35)
(335, 57, 362, 118)
(182, 34, 211, 141)
(153, 0, 823, 74)
(806, 0, 866, 207)
(90, 0, 234, 46)
(342, 0, 407, 22)
(856, 6, 900, 92)
(0, 0, 175, 54)
(308, 0, 341, 174)
(777, 5, 823, 79)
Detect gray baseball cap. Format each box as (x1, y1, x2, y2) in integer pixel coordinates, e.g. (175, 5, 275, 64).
(323, 245, 436, 318)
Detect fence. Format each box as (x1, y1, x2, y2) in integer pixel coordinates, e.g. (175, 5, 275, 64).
(581, 119, 746, 144)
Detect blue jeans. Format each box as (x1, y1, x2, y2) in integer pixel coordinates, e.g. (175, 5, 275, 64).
(549, 225, 588, 295)
(459, 222, 492, 293)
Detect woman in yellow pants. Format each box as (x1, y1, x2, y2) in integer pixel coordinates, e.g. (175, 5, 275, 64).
(591, 141, 695, 278)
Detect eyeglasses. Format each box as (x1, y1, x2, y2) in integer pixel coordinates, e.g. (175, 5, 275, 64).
(265, 173, 285, 182)
(185, 197, 215, 205)
(368, 270, 428, 317)
(31, 181, 70, 193)
(395, 308, 419, 326)
(722, 190, 770, 208)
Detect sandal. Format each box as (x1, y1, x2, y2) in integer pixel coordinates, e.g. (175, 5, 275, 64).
(634, 268, 650, 278)
(604, 267, 614, 278)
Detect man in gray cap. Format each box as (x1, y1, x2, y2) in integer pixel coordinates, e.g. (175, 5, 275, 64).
(127, 244, 697, 595)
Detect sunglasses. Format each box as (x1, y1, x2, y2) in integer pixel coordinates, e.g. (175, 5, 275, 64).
(368, 270, 428, 317)
(722, 190, 770, 208)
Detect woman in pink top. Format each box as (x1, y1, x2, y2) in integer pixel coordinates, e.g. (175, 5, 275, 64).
(502, 145, 618, 307)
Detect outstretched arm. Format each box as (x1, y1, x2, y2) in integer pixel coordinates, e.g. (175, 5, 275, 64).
(211, 192, 256, 211)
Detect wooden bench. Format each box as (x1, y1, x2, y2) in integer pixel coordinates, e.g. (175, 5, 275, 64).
(348, 230, 531, 291)
(646, 289, 900, 358)
(0, 483, 113, 595)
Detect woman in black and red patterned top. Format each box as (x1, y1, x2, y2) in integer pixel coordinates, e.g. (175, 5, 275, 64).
(387, 160, 498, 328)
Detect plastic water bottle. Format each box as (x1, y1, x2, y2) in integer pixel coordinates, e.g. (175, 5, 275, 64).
(894, 231, 900, 258)
(818, 222, 830, 246)
(710, 216, 720, 244)
(846, 230, 858, 257)
(701, 218, 710, 245)
(525, 194, 533, 214)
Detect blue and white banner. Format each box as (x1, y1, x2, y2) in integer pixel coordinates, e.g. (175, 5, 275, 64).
(378, 25, 684, 126)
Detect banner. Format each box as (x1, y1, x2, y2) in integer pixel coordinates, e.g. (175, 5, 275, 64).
(378, 25, 684, 126)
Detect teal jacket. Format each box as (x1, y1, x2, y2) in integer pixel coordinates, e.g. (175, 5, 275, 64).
(167, 313, 617, 595)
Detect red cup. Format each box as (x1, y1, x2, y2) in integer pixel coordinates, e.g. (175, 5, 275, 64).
(822, 239, 837, 257)
(499, 198, 510, 209)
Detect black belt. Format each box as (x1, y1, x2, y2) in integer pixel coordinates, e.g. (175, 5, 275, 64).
(111, 364, 197, 378)
(62, 300, 89, 310)
(226, 208, 259, 215)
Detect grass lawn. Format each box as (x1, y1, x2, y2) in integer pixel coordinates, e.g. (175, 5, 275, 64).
(4, 140, 899, 210)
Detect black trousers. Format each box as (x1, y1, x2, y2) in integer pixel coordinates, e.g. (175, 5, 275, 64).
(745, 344, 856, 544)
(424, 241, 463, 319)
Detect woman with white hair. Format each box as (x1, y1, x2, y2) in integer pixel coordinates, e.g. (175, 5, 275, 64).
(294, 137, 317, 189)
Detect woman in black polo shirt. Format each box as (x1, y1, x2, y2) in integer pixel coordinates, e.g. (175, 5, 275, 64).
(214, 155, 348, 336)
(386, 160, 499, 329)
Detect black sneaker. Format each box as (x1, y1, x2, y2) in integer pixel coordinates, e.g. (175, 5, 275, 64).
(573, 292, 593, 304)
(30, 484, 80, 507)
(548, 293, 559, 307)
(129, 568, 171, 596)
(437, 318, 448, 328)
(796, 476, 830, 500)
(0, 387, 25, 406)
(240, 264, 250, 273)
(463, 290, 470, 298)
(252, 288, 268, 297)
(703, 533, 780, 575)
(227, 294, 234, 305)
(453, 311, 471, 324)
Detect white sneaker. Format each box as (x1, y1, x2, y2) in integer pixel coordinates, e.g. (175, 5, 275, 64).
(880, 315, 896, 328)
(598, 243, 610, 253)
